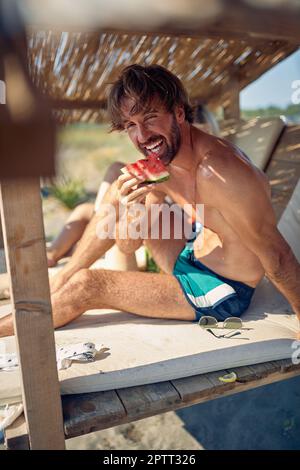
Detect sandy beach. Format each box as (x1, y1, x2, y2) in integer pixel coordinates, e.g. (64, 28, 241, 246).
(66, 412, 203, 450)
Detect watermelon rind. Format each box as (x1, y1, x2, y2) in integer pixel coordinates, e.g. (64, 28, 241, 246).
(144, 174, 170, 183)
(121, 158, 170, 184)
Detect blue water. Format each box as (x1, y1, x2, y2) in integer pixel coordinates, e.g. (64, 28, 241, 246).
(177, 375, 300, 450)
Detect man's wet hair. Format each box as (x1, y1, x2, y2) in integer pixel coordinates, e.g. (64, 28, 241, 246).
(107, 64, 194, 131)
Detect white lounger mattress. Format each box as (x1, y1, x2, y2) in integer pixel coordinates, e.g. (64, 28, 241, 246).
(0, 181, 299, 405)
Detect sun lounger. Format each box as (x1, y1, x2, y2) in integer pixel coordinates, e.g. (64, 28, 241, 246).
(1, 177, 300, 443)
(221, 117, 285, 171)
(221, 119, 300, 222)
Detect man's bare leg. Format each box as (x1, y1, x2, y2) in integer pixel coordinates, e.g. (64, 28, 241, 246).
(0, 258, 194, 337)
(51, 268, 196, 328)
(0, 268, 195, 337)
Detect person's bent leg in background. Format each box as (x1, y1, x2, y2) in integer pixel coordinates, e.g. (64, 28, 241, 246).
(46, 161, 130, 267)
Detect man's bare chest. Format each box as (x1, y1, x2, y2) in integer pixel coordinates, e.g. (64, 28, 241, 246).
(164, 173, 236, 243)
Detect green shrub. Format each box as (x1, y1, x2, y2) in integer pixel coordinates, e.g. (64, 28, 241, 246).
(145, 247, 160, 273)
(50, 177, 88, 209)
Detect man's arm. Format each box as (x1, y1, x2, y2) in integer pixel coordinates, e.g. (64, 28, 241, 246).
(197, 150, 300, 323)
(115, 210, 144, 254)
(115, 188, 166, 254)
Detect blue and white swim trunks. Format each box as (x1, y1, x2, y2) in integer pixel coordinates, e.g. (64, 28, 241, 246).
(173, 223, 255, 322)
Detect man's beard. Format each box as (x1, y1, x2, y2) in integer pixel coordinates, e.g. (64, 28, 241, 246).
(138, 115, 181, 165)
(163, 116, 181, 165)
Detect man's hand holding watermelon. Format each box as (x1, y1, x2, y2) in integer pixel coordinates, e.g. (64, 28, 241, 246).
(116, 170, 155, 206)
(114, 155, 168, 254)
(116, 153, 169, 206)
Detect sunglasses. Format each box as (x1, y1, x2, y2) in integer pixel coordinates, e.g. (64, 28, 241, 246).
(198, 316, 247, 339)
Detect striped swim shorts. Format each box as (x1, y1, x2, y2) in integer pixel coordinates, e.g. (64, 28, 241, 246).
(173, 223, 255, 322)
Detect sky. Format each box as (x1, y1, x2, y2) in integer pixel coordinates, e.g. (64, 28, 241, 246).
(240, 49, 300, 110)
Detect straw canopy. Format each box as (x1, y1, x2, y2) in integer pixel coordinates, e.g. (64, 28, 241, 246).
(27, 30, 297, 124)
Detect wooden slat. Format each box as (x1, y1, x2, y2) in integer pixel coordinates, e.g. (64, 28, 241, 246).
(25, 1, 300, 42)
(4, 414, 30, 450)
(62, 390, 126, 439)
(257, 360, 282, 375)
(247, 361, 280, 379)
(276, 358, 300, 373)
(270, 188, 293, 222)
(63, 382, 181, 439)
(61, 361, 300, 439)
(172, 375, 214, 403)
(117, 381, 181, 419)
(205, 369, 236, 391)
(52, 99, 107, 109)
(259, 124, 300, 221)
(223, 78, 240, 121)
(271, 125, 300, 164)
(0, 221, 3, 249)
(267, 160, 300, 195)
(173, 362, 300, 406)
(267, 158, 300, 221)
(227, 365, 257, 383)
(0, 178, 65, 449)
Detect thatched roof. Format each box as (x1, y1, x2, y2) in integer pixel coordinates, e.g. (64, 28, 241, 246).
(22, 0, 300, 124)
(27, 30, 297, 124)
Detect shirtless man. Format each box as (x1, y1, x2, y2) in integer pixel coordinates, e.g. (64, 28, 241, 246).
(1, 64, 300, 337)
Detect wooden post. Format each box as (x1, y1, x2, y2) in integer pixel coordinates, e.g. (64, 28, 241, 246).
(0, 221, 3, 249)
(223, 87, 240, 121)
(0, 179, 65, 449)
(27, 0, 300, 42)
(222, 65, 241, 121)
(0, 62, 4, 249)
(0, 15, 64, 448)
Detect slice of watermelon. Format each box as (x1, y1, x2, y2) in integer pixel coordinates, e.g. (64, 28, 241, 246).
(121, 154, 170, 183)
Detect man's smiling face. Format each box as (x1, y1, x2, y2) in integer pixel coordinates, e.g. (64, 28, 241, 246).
(121, 96, 183, 166)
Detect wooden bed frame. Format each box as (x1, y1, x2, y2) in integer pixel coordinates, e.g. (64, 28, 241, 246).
(5, 358, 300, 449)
